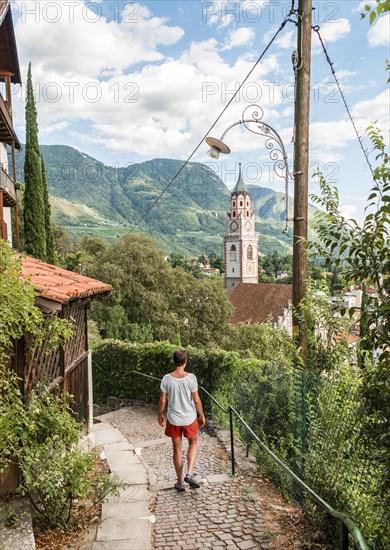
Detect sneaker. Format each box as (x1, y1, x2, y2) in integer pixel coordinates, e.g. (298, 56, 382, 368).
(184, 473, 200, 490)
(174, 482, 185, 492)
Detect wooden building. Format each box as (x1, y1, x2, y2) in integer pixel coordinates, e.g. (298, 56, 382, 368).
(0, 0, 22, 246)
(13, 257, 112, 423)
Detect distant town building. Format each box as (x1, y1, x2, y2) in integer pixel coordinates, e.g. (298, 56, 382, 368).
(224, 164, 258, 294)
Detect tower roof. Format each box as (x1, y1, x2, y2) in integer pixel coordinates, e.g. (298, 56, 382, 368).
(231, 163, 249, 197)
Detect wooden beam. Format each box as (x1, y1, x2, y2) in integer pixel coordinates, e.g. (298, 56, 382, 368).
(64, 351, 89, 376)
(5, 76, 11, 109)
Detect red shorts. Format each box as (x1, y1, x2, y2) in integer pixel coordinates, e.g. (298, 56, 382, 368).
(165, 418, 198, 439)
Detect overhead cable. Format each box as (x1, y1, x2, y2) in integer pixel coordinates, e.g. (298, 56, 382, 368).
(313, 25, 375, 179)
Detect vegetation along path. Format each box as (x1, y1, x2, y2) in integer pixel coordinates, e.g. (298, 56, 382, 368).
(92, 404, 323, 550)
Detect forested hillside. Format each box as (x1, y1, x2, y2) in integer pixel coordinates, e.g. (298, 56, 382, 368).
(15, 144, 314, 254)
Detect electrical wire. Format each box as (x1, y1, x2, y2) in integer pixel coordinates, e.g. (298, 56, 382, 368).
(313, 25, 375, 179)
(91, 13, 295, 267)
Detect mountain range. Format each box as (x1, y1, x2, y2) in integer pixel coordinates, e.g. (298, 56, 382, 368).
(15, 145, 316, 256)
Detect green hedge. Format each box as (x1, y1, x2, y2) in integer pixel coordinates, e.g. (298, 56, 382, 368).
(91, 339, 246, 404)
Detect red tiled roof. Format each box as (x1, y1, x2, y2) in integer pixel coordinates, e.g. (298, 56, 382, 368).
(20, 255, 112, 304)
(229, 283, 292, 324)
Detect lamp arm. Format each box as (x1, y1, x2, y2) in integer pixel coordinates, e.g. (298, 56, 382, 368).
(214, 108, 292, 233)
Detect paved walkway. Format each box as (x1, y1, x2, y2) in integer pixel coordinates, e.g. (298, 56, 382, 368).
(92, 404, 313, 550)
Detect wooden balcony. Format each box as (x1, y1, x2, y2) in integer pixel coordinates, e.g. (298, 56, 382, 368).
(0, 164, 16, 205)
(0, 91, 21, 149)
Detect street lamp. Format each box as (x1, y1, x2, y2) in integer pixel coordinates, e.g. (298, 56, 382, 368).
(205, 104, 293, 233)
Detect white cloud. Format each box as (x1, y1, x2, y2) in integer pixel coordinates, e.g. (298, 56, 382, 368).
(204, 0, 268, 28)
(352, 89, 390, 124)
(336, 70, 358, 79)
(313, 18, 351, 48)
(40, 120, 70, 136)
(12, 20, 282, 159)
(221, 27, 255, 50)
(308, 89, 390, 165)
(275, 29, 296, 50)
(368, 14, 390, 46)
(217, 14, 234, 30)
(339, 204, 357, 220)
(14, 1, 184, 78)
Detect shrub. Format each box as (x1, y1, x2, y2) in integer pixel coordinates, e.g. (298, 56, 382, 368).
(0, 367, 121, 530)
(91, 340, 241, 403)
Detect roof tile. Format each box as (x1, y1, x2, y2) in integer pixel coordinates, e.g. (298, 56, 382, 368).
(230, 283, 292, 324)
(20, 255, 112, 304)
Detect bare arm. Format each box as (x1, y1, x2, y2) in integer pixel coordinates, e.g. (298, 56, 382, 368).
(158, 392, 167, 426)
(192, 391, 206, 427)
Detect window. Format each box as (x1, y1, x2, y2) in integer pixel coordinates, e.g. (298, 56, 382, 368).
(247, 245, 253, 260)
(229, 245, 236, 261)
(233, 211, 236, 218)
(239, 201, 243, 206)
(232, 201, 236, 207)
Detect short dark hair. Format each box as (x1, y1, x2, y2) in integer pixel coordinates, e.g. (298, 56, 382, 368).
(173, 349, 188, 366)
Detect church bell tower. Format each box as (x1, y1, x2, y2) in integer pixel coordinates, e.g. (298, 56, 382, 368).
(224, 164, 258, 294)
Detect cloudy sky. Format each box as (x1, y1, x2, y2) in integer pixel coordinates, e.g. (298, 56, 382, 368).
(9, 0, 390, 221)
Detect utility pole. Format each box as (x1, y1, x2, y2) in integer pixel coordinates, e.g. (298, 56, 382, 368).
(292, 0, 312, 363)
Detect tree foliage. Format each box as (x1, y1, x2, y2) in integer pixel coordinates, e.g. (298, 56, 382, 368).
(41, 156, 55, 263)
(309, 126, 390, 509)
(220, 321, 298, 368)
(82, 234, 233, 348)
(23, 63, 46, 260)
(361, 0, 390, 24)
(22, 64, 55, 262)
(299, 280, 354, 374)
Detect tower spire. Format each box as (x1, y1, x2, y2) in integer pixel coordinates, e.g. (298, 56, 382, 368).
(231, 163, 249, 197)
(224, 164, 258, 294)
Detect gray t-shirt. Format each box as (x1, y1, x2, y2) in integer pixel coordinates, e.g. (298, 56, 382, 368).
(160, 373, 198, 426)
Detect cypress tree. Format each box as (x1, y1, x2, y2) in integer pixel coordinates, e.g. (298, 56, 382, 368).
(23, 63, 46, 260)
(41, 156, 55, 263)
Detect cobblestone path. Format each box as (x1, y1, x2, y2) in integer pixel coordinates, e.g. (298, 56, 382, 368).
(108, 404, 315, 550)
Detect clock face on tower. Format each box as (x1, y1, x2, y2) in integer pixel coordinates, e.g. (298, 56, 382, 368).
(247, 263, 254, 274)
(229, 220, 238, 232)
(245, 221, 251, 231)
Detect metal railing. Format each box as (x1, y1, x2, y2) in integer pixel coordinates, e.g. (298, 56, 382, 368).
(124, 369, 369, 550)
(0, 165, 16, 204)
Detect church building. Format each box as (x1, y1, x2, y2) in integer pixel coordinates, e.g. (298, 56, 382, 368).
(224, 164, 258, 294)
(224, 164, 293, 335)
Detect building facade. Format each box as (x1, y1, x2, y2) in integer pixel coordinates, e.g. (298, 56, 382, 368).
(0, 0, 22, 247)
(224, 164, 258, 294)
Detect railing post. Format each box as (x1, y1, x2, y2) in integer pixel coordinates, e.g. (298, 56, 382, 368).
(341, 523, 349, 550)
(229, 407, 236, 476)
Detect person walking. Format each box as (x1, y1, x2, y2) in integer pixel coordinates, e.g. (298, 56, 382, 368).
(158, 349, 206, 492)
